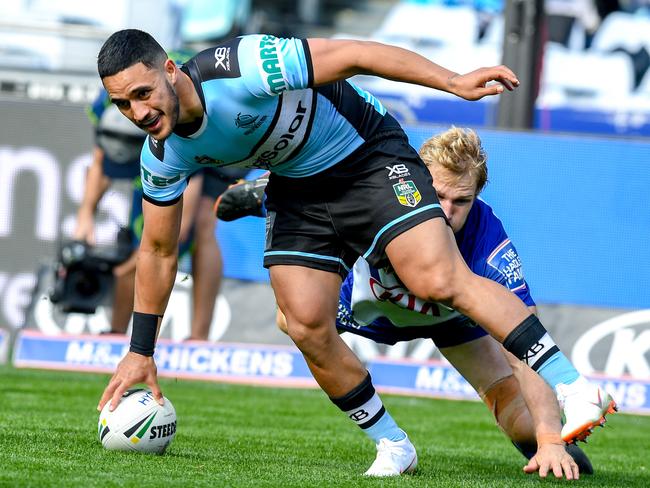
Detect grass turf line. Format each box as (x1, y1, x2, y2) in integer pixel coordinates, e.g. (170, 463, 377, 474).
(0, 366, 647, 487)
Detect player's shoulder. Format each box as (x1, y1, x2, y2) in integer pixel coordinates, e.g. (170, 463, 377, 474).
(139, 137, 190, 201)
(141, 135, 196, 175)
(458, 197, 510, 272)
(142, 135, 165, 163)
(468, 198, 508, 243)
(183, 37, 244, 82)
(184, 34, 289, 83)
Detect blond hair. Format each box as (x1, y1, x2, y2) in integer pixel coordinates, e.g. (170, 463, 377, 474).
(419, 127, 488, 194)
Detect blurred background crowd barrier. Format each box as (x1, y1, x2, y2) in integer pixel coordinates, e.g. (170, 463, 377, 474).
(1, 0, 648, 412)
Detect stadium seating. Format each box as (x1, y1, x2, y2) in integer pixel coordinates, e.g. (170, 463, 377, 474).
(536, 43, 635, 109)
(638, 67, 650, 96)
(590, 11, 650, 54)
(373, 3, 480, 48)
(479, 14, 503, 47)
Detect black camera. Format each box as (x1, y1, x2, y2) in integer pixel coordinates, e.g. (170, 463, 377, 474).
(48, 229, 132, 314)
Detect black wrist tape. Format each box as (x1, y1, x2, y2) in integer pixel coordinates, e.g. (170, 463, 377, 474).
(129, 312, 161, 356)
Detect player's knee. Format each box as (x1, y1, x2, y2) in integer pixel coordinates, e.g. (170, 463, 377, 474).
(276, 309, 289, 335)
(484, 375, 536, 446)
(285, 320, 328, 349)
(282, 309, 332, 347)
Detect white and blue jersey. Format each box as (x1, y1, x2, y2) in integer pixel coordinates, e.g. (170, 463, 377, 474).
(140, 34, 390, 205)
(337, 198, 535, 347)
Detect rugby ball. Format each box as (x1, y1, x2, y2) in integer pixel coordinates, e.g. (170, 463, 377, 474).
(98, 389, 176, 454)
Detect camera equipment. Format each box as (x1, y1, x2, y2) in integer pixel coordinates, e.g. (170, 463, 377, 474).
(48, 228, 132, 314)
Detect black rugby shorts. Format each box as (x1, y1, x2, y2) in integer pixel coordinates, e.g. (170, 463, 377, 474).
(263, 130, 447, 277)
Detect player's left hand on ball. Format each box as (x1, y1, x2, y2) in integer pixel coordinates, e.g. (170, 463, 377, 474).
(97, 351, 164, 412)
(523, 442, 579, 480)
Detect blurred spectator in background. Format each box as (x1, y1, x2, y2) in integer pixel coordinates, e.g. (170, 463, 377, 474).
(404, 0, 505, 40)
(177, 0, 252, 46)
(75, 52, 245, 340)
(545, 0, 602, 48)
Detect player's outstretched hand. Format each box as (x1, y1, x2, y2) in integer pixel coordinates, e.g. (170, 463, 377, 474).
(447, 66, 520, 101)
(97, 352, 163, 412)
(523, 442, 579, 480)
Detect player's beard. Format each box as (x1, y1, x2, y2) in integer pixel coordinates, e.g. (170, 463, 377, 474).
(137, 80, 180, 141)
(162, 79, 180, 139)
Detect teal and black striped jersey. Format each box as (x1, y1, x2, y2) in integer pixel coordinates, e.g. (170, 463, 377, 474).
(140, 34, 395, 204)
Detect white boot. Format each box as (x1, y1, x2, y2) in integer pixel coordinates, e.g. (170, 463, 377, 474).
(364, 434, 418, 477)
(556, 377, 617, 443)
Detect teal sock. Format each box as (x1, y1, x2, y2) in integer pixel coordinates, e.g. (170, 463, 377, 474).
(330, 373, 406, 444)
(364, 411, 406, 443)
(503, 315, 580, 389)
(536, 350, 580, 388)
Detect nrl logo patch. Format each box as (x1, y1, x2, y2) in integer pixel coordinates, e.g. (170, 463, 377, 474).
(393, 180, 421, 207)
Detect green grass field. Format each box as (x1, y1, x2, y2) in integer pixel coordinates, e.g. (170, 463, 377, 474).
(0, 366, 648, 487)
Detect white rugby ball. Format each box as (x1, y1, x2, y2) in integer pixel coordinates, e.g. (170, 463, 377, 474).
(98, 389, 176, 454)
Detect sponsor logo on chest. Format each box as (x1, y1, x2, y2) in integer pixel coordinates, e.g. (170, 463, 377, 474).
(233, 90, 313, 170)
